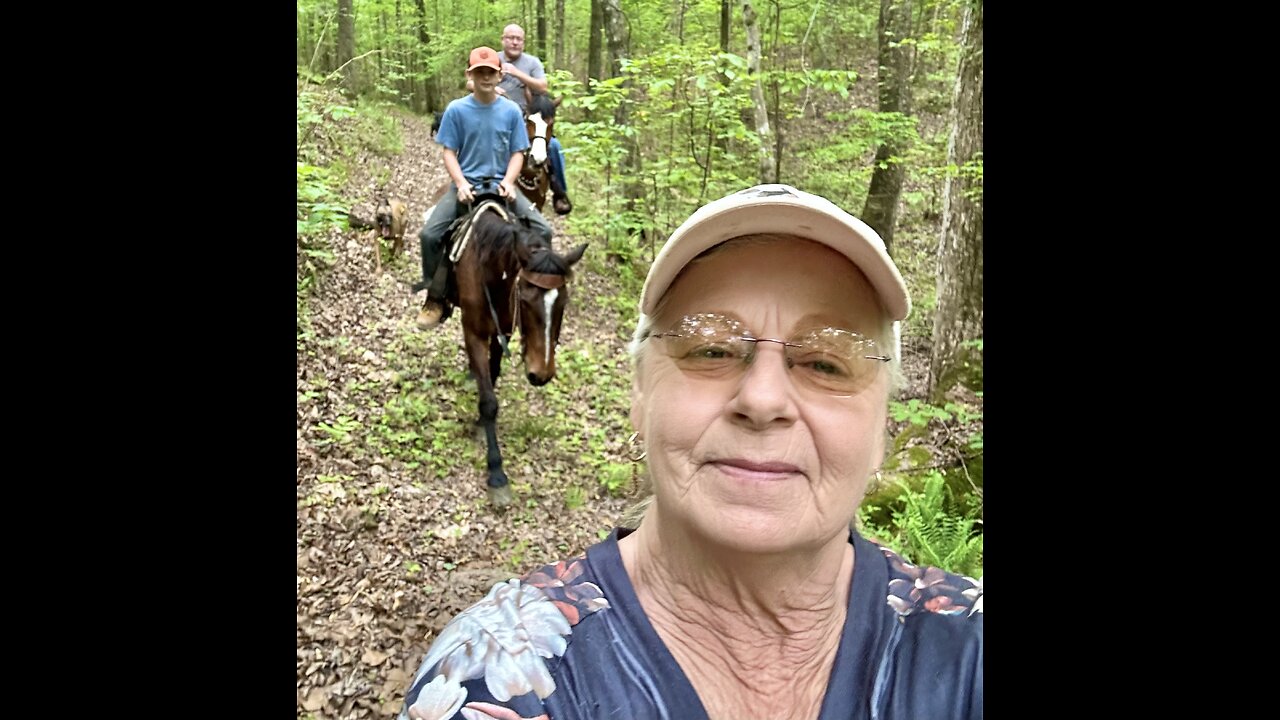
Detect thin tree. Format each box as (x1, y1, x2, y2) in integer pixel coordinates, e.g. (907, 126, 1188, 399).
(337, 0, 357, 97)
(861, 0, 916, 255)
(928, 0, 983, 400)
(741, 1, 775, 183)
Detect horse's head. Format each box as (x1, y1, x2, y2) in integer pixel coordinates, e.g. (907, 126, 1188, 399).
(512, 221, 587, 386)
(524, 95, 560, 169)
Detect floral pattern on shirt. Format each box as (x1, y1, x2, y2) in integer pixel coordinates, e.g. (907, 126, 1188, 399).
(400, 557, 610, 720)
(879, 545, 983, 618)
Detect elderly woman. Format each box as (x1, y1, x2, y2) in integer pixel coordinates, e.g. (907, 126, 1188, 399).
(400, 185, 983, 720)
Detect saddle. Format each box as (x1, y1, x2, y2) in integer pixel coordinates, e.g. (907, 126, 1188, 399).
(446, 196, 510, 264)
(410, 190, 510, 297)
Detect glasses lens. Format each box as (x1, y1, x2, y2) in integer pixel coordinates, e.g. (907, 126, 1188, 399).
(787, 327, 885, 396)
(651, 314, 748, 373)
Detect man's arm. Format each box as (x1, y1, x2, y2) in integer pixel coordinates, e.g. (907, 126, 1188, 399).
(443, 148, 474, 204)
(501, 62, 548, 94)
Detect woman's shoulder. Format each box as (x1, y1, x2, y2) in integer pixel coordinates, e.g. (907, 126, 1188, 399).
(399, 549, 614, 719)
(421, 551, 613, 676)
(870, 541, 983, 623)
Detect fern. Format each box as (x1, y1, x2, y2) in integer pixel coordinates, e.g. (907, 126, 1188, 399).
(861, 471, 983, 578)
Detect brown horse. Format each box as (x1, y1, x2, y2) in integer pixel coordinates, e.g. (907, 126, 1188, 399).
(444, 195, 587, 507)
(516, 94, 560, 212)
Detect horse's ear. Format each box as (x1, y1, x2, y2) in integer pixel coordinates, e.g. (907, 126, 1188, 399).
(564, 243, 588, 266)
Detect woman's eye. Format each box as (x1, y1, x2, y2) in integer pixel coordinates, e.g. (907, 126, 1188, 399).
(688, 344, 739, 360)
(794, 353, 852, 377)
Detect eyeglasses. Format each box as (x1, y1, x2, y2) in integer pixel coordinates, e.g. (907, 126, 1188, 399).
(646, 313, 890, 397)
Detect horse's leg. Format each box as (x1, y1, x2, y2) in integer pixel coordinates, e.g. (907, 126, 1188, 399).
(463, 331, 512, 509)
(489, 335, 503, 386)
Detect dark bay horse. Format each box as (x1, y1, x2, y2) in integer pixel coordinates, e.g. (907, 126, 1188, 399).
(516, 95, 560, 212)
(445, 196, 587, 507)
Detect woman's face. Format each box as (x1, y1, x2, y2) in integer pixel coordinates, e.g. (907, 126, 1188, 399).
(632, 237, 890, 554)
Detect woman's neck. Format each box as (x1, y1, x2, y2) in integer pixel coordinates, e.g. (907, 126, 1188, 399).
(618, 514, 854, 719)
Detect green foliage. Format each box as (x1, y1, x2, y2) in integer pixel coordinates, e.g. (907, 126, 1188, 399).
(859, 471, 983, 577)
(890, 398, 980, 427)
(599, 462, 632, 496)
(866, 343, 983, 578)
(315, 416, 361, 446)
(296, 162, 349, 238)
(555, 45, 763, 270)
(564, 486, 587, 511)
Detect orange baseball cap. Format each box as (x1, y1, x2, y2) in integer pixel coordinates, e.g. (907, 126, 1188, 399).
(468, 46, 502, 72)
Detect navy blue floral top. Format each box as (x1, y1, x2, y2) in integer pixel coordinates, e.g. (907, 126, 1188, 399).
(399, 527, 982, 720)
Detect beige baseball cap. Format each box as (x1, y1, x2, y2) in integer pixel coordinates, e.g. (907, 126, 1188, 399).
(639, 184, 911, 320)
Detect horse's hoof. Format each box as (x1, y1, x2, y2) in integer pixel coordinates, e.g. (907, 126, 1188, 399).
(487, 484, 514, 509)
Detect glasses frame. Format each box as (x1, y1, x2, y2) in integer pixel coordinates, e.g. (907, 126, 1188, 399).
(645, 315, 891, 397)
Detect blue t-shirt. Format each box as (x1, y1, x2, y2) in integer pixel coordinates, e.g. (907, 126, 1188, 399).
(435, 95, 530, 188)
(399, 528, 983, 720)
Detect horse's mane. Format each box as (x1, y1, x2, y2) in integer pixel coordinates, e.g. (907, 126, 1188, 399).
(471, 208, 518, 269)
(528, 94, 557, 121)
(469, 209, 573, 279)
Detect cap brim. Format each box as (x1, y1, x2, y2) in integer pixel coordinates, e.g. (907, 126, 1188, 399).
(639, 193, 911, 320)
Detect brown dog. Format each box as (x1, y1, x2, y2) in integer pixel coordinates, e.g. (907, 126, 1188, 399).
(373, 197, 408, 274)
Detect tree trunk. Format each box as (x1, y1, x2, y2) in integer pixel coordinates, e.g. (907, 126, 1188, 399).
(602, 0, 641, 210)
(555, 0, 565, 70)
(337, 0, 357, 97)
(395, 0, 402, 101)
(861, 0, 915, 255)
(770, 3, 783, 182)
(602, 0, 628, 82)
(414, 0, 437, 113)
(298, 11, 308, 66)
(928, 0, 983, 400)
(378, 9, 386, 84)
(720, 0, 730, 51)
(537, 0, 547, 58)
(741, 1, 775, 183)
(588, 0, 603, 86)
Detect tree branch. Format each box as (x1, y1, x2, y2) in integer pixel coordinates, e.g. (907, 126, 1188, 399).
(308, 10, 336, 73)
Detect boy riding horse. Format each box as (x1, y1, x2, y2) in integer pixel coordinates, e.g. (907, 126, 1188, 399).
(415, 46, 553, 331)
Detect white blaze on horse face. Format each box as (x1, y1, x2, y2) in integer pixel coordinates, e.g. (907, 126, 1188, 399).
(528, 113, 548, 164)
(543, 288, 559, 366)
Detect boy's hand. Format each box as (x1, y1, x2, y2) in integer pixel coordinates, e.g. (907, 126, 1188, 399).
(498, 179, 516, 200)
(457, 184, 476, 205)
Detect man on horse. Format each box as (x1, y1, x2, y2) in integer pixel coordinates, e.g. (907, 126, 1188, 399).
(415, 46, 554, 331)
(496, 24, 573, 216)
